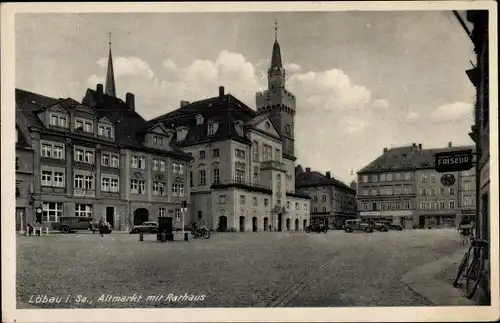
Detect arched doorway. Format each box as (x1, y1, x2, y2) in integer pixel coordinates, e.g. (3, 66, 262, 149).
(295, 219, 299, 231)
(239, 216, 245, 232)
(303, 219, 307, 230)
(278, 213, 283, 231)
(264, 217, 269, 231)
(218, 216, 228, 232)
(134, 208, 149, 225)
(286, 218, 291, 231)
(252, 217, 258, 232)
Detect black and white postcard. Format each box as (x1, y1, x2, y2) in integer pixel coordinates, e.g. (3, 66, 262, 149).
(1, 1, 498, 322)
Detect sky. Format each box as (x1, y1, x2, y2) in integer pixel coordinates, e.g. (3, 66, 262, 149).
(15, 11, 476, 184)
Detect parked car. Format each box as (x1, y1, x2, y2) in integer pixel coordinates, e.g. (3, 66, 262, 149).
(55, 216, 93, 234)
(372, 222, 389, 232)
(130, 221, 159, 234)
(382, 221, 403, 231)
(344, 219, 373, 233)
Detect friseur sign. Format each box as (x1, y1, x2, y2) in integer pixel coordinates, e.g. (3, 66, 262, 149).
(435, 149, 473, 173)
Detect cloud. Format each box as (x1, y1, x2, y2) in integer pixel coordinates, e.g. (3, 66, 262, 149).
(431, 101, 472, 122)
(373, 98, 389, 110)
(97, 57, 155, 80)
(285, 63, 302, 73)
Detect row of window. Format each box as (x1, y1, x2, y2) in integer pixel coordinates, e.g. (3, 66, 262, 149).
(419, 200, 457, 210)
(189, 165, 251, 187)
(217, 194, 308, 210)
(40, 170, 184, 196)
(252, 141, 281, 163)
(360, 185, 413, 196)
(361, 201, 413, 211)
(420, 187, 455, 196)
(40, 142, 184, 172)
(197, 148, 219, 160)
(49, 113, 115, 139)
(41, 202, 182, 222)
(361, 172, 412, 183)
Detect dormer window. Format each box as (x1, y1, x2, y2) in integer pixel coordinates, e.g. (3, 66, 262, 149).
(235, 121, 243, 136)
(208, 122, 218, 136)
(50, 112, 68, 128)
(196, 114, 204, 125)
(176, 127, 188, 141)
(98, 124, 114, 139)
(153, 135, 163, 145)
(75, 118, 93, 133)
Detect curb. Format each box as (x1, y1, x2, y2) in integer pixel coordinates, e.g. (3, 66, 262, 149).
(401, 248, 476, 306)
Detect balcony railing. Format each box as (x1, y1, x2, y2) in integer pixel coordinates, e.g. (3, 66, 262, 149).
(211, 178, 271, 192)
(260, 160, 286, 172)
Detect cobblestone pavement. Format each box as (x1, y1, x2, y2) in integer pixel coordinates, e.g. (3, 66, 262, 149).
(16, 229, 463, 308)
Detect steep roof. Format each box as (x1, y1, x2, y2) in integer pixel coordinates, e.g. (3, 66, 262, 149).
(148, 92, 258, 146)
(358, 144, 476, 174)
(295, 165, 354, 192)
(82, 89, 191, 159)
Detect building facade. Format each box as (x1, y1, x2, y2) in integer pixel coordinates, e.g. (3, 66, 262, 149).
(466, 9, 490, 302)
(357, 143, 475, 229)
(147, 28, 311, 232)
(295, 166, 356, 229)
(15, 42, 192, 232)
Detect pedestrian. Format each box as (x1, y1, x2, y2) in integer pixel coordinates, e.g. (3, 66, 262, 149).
(27, 222, 33, 236)
(98, 219, 105, 237)
(458, 217, 472, 245)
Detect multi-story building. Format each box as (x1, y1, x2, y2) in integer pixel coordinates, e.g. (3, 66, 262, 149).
(146, 27, 311, 232)
(15, 123, 35, 233)
(295, 166, 356, 229)
(357, 143, 476, 229)
(466, 10, 490, 302)
(15, 41, 192, 232)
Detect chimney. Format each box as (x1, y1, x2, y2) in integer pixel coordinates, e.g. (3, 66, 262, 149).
(383, 147, 388, 153)
(180, 100, 190, 108)
(126, 92, 135, 111)
(96, 84, 104, 102)
(418, 143, 422, 150)
(326, 171, 331, 178)
(219, 86, 225, 97)
(306, 167, 311, 173)
(448, 141, 452, 148)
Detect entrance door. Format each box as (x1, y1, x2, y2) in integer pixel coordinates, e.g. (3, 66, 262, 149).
(264, 217, 269, 231)
(278, 213, 283, 231)
(419, 216, 425, 228)
(218, 216, 227, 232)
(134, 208, 149, 225)
(252, 217, 257, 232)
(106, 206, 115, 229)
(198, 211, 203, 220)
(286, 218, 291, 231)
(239, 216, 245, 232)
(303, 219, 307, 230)
(295, 219, 299, 231)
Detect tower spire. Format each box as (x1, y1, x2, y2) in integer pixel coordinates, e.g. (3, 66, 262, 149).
(105, 32, 116, 97)
(270, 19, 283, 69)
(274, 18, 278, 43)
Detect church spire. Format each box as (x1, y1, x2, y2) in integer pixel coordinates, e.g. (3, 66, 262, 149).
(270, 18, 283, 68)
(105, 32, 116, 97)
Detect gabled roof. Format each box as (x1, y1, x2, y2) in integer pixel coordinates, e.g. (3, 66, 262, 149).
(245, 113, 282, 140)
(358, 144, 476, 174)
(148, 92, 257, 146)
(295, 165, 354, 192)
(16, 89, 60, 129)
(82, 88, 191, 159)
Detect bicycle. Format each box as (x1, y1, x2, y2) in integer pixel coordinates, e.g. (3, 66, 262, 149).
(453, 235, 488, 299)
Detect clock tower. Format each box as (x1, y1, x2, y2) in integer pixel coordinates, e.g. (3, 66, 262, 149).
(255, 20, 296, 160)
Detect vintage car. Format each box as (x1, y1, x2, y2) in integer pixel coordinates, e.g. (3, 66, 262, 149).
(56, 216, 111, 234)
(382, 221, 403, 231)
(344, 219, 373, 233)
(372, 222, 389, 232)
(129, 221, 159, 234)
